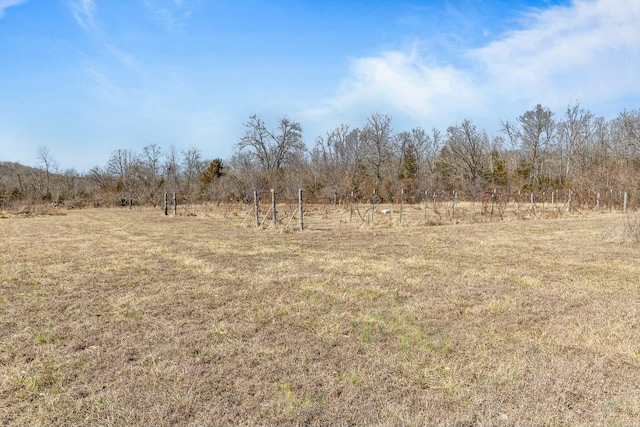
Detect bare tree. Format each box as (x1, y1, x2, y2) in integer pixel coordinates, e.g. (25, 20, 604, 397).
(313, 124, 367, 200)
(142, 144, 164, 207)
(502, 105, 556, 189)
(229, 151, 266, 199)
(558, 101, 595, 181)
(361, 113, 394, 195)
(37, 146, 58, 201)
(235, 115, 305, 189)
(617, 109, 640, 154)
(106, 149, 140, 204)
(163, 145, 181, 195)
(181, 146, 204, 202)
(444, 119, 491, 201)
(396, 127, 442, 196)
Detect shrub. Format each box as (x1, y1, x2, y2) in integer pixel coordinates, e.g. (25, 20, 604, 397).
(623, 212, 640, 244)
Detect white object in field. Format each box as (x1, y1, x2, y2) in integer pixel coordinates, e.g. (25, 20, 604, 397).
(381, 209, 392, 214)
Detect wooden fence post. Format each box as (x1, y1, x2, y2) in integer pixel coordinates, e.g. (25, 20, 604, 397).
(371, 189, 376, 224)
(271, 189, 277, 225)
(164, 192, 168, 216)
(299, 188, 304, 231)
(609, 189, 613, 213)
(399, 188, 404, 225)
(424, 190, 428, 219)
(491, 188, 496, 217)
(624, 191, 628, 213)
(349, 192, 353, 224)
(452, 191, 457, 220)
(530, 191, 534, 213)
(254, 191, 259, 227)
(568, 190, 572, 212)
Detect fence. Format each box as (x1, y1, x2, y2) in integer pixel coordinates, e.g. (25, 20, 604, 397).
(160, 188, 636, 231)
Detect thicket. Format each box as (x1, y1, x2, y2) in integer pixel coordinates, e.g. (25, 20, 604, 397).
(1, 103, 638, 211)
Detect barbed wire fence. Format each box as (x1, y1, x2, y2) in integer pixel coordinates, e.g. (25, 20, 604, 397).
(161, 187, 636, 232)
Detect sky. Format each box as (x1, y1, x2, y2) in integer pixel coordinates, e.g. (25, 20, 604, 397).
(0, 0, 639, 173)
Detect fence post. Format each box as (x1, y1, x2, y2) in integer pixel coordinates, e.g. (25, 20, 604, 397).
(610, 189, 613, 213)
(164, 192, 168, 216)
(371, 189, 376, 224)
(254, 191, 259, 227)
(568, 190, 572, 212)
(349, 192, 353, 224)
(624, 191, 628, 213)
(399, 188, 404, 225)
(173, 192, 177, 216)
(596, 192, 600, 211)
(551, 190, 555, 209)
(424, 190, 428, 219)
(271, 189, 277, 225)
(491, 188, 496, 217)
(298, 188, 304, 231)
(530, 191, 534, 213)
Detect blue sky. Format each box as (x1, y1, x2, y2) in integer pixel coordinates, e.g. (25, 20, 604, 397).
(1, 0, 638, 172)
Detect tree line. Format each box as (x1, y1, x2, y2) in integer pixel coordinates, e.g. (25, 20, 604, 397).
(1, 102, 639, 210)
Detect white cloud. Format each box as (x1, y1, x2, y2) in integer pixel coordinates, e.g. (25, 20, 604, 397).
(472, 0, 640, 106)
(337, 48, 480, 117)
(144, 0, 195, 32)
(310, 0, 640, 133)
(0, 0, 26, 19)
(69, 0, 97, 36)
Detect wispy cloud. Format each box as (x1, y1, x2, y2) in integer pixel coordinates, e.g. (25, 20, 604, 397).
(69, 0, 98, 36)
(311, 0, 640, 131)
(0, 0, 26, 19)
(472, 0, 640, 105)
(144, 0, 196, 32)
(68, 0, 142, 90)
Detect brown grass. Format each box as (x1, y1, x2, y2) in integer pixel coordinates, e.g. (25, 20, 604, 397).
(1, 206, 639, 426)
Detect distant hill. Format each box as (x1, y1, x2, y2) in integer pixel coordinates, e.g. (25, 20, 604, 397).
(0, 161, 42, 178)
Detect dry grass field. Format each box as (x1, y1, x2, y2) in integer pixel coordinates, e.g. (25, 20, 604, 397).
(1, 206, 639, 426)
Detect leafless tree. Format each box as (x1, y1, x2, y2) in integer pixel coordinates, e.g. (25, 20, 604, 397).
(37, 146, 58, 200)
(235, 115, 305, 189)
(444, 119, 491, 201)
(106, 149, 140, 204)
(141, 144, 164, 206)
(181, 146, 204, 203)
(396, 126, 442, 196)
(502, 105, 556, 189)
(361, 113, 394, 196)
(617, 109, 640, 154)
(313, 124, 366, 200)
(558, 101, 595, 181)
(163, 145, 181, 195)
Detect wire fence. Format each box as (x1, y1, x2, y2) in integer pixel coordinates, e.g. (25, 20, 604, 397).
(165, 188, 635, 231)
